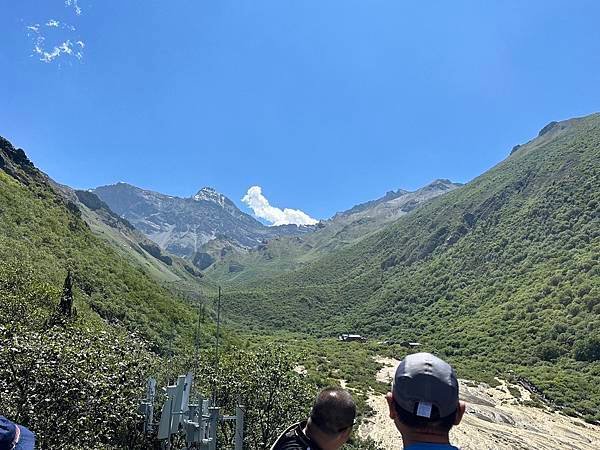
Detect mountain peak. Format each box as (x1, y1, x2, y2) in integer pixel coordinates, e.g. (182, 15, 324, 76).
(193, 186, 228, 207)
(423, 179, 461, 191)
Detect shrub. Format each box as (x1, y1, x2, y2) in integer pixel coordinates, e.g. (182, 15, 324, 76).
(536, 342, 562, 361)
(573, 336, 600, 362)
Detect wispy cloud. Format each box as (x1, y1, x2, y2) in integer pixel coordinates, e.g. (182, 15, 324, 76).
(65, 0, 82, 16)
(34, 39, 78, 63)
(242, 186, 318, 226)
(26, 1, 84, 64)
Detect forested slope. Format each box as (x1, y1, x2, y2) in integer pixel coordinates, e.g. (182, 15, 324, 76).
(225, 113, 600, 420)
(0, 136, 206, 447)
(0, 136, 203, 348)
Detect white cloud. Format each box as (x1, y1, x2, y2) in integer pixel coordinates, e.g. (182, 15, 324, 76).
(59, 41, 73, 55)
(65, 0, 82, 16)
(242, 186, 318, 226)
(24, 0, 85, 64)
(34, 39, 78, 63)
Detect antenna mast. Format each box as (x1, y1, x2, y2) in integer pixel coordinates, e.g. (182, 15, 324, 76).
(194, 295, 203, 375)
(213, 286, 222, 404)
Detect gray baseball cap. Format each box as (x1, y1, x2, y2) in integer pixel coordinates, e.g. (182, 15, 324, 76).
(392, 352, 459, 419)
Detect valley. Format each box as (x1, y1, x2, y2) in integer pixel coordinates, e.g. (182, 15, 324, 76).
(1, 112, 599, 449)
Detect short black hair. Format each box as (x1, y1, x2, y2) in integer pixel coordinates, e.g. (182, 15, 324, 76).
(309, 387, 356, 435)
(393, 401, 456, 433)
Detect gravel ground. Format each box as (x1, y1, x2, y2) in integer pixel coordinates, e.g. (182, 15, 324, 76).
(358, 357, 600, 450)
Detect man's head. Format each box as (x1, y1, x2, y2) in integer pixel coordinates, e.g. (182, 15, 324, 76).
(306, 387, 356, 450)
(385, 353, 465, 443)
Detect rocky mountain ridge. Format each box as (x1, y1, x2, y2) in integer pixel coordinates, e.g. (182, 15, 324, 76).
(91, 175, 460, 277)
(206, 178, 461, 283)
(93, 182, 313, 268)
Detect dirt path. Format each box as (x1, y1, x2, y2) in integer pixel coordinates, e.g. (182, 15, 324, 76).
(358, 357, 600, 449)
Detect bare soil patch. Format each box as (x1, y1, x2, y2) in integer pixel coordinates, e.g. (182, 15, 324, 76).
(358, 357, 600, 449)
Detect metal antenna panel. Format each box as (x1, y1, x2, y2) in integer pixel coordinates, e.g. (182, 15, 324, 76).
(157, 396, 173, 440)
(138, 288, 247, 450)
(170, 374, 191, 434)
(138, 378, 157, 433)
(181, 372, 193, 412)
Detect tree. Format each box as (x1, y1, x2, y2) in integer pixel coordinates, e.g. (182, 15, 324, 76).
(195, 345, 317, 449)
(573, 336, 600, 362)
(536, 342, 562, 361)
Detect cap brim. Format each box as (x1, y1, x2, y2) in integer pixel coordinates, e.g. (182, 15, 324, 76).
(14, 425, 35, 450)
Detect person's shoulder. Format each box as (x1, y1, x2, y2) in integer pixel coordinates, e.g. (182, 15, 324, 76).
(270, 422, 309, 450)
(271, 434, 307, 450)
(272, 440, 307, 450)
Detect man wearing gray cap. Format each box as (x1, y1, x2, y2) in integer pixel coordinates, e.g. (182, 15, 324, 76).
(385, 353, 466, 450)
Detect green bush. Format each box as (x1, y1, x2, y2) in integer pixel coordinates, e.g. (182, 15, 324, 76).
(0, 326, 153, 449)
(0, 259, 155, 449)
(573, 336, 600, 361)
(193, 345, 316, 449)
(536, 342, 563, 361)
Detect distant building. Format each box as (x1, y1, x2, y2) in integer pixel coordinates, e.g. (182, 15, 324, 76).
(400, 341, 422, 348)
(338, 333, 367, 342)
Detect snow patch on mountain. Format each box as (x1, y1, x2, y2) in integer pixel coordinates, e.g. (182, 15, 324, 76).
(193, 187, 227, 207)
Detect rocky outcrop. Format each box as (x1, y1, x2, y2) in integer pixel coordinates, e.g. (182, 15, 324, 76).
(538, 121, 559, 136)
(0, 136, 42, 185)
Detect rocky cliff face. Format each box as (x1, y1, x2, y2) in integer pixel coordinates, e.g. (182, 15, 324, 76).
(93, 183, 312, 266)
(0, 136, 48, 186)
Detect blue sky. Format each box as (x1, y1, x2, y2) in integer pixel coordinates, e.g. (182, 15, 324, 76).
(2, 1, 600, 222)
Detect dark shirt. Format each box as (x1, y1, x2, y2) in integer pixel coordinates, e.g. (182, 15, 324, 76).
(270, 421, 323, 450)
(405, 444, 459, 450)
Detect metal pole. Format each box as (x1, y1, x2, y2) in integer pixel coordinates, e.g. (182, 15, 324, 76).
(208, 407, 220, 450)
(195, 297, 202, 375)
(213, 286, 221, 405)
(215, 287, 221, 365)
(235, 404, 245, 450)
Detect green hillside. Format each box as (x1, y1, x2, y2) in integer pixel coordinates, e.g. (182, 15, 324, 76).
(223, 114, 600, 420)
(0, 137, 191, 447)
(0, 138, 204, 349)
